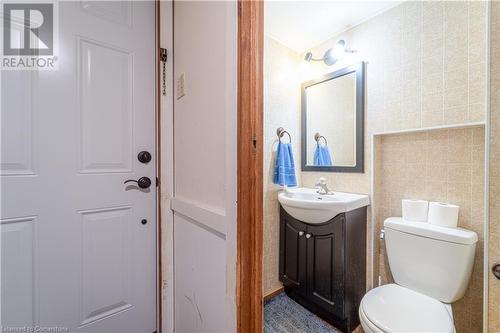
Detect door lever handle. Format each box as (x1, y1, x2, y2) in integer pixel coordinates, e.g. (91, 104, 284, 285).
(124, 177, 151, 189)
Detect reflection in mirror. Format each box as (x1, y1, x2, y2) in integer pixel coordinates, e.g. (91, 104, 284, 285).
(301, 63, 364, 173)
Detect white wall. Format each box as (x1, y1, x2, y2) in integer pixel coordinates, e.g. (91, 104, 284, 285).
(263, 36, 302, 294)
(171, 1, 237, 332)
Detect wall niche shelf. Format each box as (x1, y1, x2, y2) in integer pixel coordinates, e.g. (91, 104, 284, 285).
(372, 121, 486, 137)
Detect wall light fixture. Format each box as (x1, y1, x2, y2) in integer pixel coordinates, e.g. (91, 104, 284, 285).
(304, 39, 356, 66)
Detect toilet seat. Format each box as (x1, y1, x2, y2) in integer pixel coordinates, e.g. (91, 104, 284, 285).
(360, 284, 454, 333)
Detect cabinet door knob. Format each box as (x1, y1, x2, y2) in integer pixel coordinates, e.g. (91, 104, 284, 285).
(298, 231, 304, 236)
(305, 233, 312, 239)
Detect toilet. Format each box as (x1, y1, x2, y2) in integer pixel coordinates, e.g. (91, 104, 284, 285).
(359, 217, 478, 333)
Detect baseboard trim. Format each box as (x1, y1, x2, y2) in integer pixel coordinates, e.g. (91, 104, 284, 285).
(263, 287, 284, 301)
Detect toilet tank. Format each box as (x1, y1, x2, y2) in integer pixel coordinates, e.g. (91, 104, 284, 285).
(383, 217, 478, 303)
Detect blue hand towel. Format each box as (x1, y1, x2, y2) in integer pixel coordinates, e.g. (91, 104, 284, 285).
(273, 142, 297, 186)
(313, 144, 333, 166)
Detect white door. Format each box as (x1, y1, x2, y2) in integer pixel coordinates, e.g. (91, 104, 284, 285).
(172, 2, 237, 332)
(1, 2, 157, 332)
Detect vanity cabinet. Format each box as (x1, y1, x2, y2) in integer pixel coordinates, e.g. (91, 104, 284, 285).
(279, 205, 367, 333)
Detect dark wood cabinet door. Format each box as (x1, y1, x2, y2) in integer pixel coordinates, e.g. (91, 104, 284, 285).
(306, 215, 345, 316)
(279, 207, 307, 294)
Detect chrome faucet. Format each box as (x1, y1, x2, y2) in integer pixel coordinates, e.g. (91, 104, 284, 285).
(315, 177, 331, 195)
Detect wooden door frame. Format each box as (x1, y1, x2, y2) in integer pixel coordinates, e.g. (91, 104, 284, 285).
(237, 1, 264, 332)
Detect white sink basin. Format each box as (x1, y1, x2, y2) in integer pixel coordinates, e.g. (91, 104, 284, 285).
(278, 187, 370, 224)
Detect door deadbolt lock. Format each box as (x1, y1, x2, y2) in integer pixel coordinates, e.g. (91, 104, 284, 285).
(493, 263, 500, 280)
(138, 151, 152, 164)
(124, 177, 152, 189)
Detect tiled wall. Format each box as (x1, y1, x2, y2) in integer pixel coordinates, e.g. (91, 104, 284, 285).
(301, 2, 487, 296)
(302, 0, 487, 188)
(373, 127, 485, 333)
(263, 36, 302, 295)
(263, 4, 489, 325)
(489, 2, 500, 332)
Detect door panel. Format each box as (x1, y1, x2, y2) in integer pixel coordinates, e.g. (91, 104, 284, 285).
(279, 208, 307, 292)
(1, 2, 156, 332)
(79, 206, 134, 327)
(0, 217, 37, 327)
(79, 38, 133, 173)
(0, 70, 35, 175)
(80, 1, 132, 27)
(306, 217, 344, 316)
(174, 214, 227, 333)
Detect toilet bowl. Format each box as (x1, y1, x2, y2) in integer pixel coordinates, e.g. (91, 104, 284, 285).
(359, 217, 477, 333)
(359, 284, 454, 333)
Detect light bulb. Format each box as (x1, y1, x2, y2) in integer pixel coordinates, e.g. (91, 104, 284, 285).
(332, 40, 346, 60)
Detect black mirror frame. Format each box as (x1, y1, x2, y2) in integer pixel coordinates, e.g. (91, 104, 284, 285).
(301, 62, 365, 173)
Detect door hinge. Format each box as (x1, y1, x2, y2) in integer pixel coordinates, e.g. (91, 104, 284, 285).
(160, 48, 168, 96)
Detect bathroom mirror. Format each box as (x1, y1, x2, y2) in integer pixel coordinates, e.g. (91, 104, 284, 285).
(301, 62, 364, 172)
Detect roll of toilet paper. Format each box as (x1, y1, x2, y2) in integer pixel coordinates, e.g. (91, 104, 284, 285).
(428, 201, 459, 228)
(402, 199, 429, 222)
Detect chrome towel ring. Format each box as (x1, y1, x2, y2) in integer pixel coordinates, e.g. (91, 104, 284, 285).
(314, 132, 328, 146)
(277, 127, 292, 143)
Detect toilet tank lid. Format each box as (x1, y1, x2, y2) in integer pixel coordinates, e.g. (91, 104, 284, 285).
(384, 217, 478, 245)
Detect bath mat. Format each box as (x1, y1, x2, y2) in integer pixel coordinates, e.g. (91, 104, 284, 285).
(264, 293, 339, 333)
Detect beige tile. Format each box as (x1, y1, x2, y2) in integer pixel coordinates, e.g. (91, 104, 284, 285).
(444, 85, 468, 109)
(469, 2, 487, 38)
(422, 108, 445, 127)
(422, 72, 444, 95)
(402, 111, 421, 130)
(444, 0, 467, 21)
(423, 2, 444, 37)
(469, 39, 486, 65)
(469, 82, 486, 105)
(422, 91, 444, 113)
(423, 55, 444, 76)
(447, 163, 472, 183)
(446, 52, 468, 73)
(445, 105, 468, 125)
(445, 67, 468, 90)
(469, 0, 487, 20)
(401, 93, 421, 113)
(469, 62, 486, 85)
(422, 37, 444, 59)
(469, 103, 486, 122)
